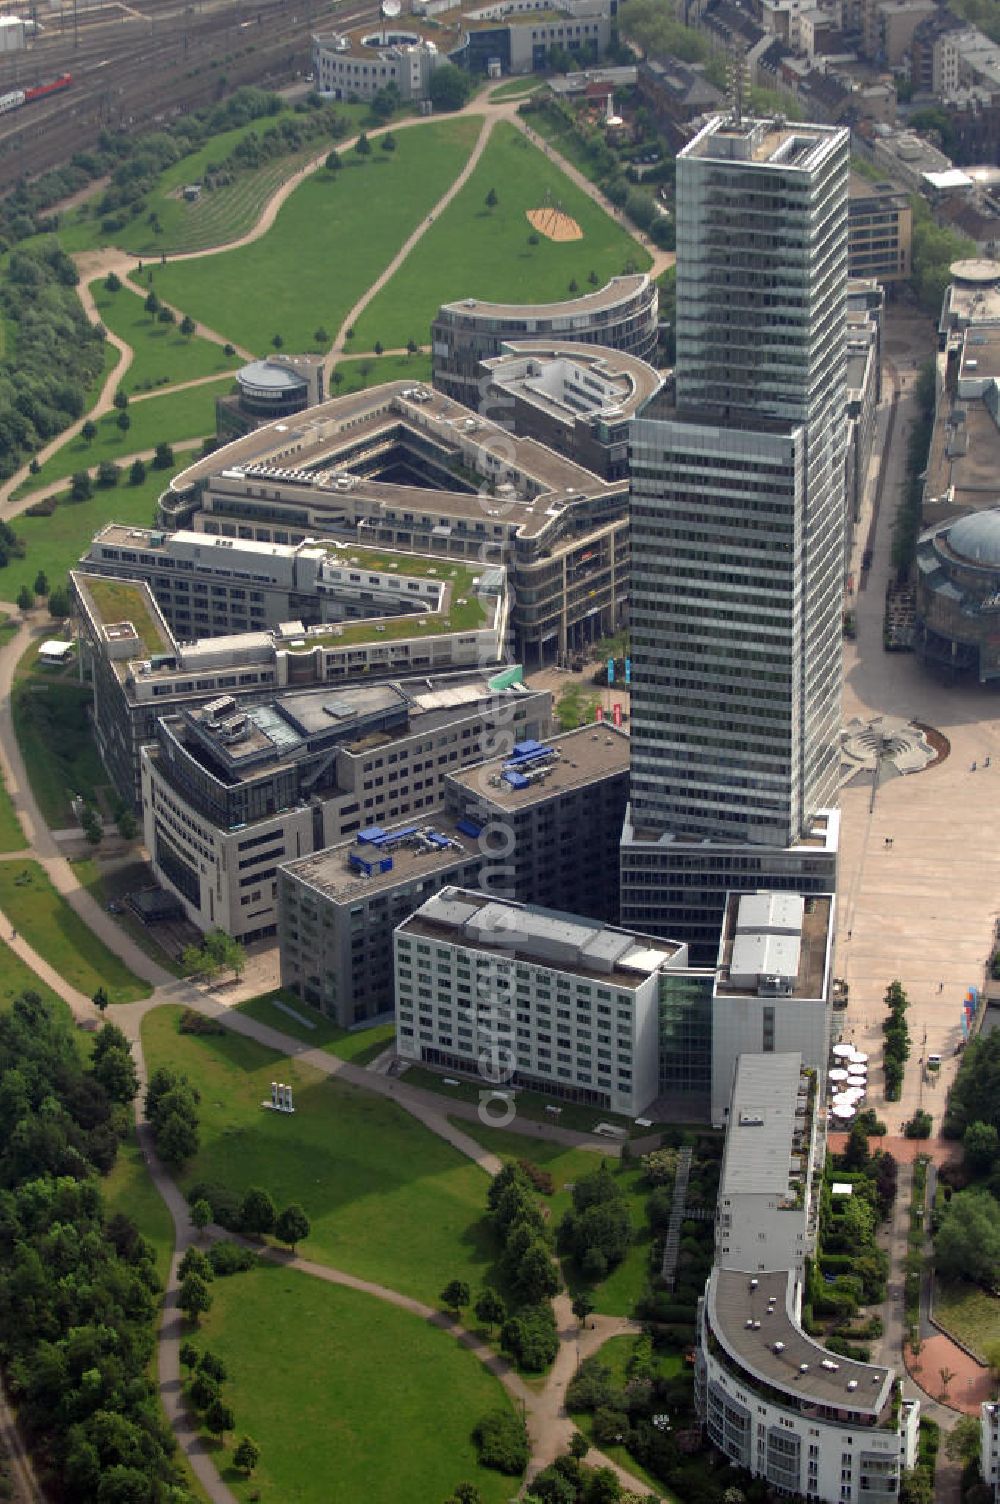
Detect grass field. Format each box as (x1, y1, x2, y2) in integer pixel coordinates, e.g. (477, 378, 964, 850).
(72, 857, 185, 978)
(489, 78, 544, 101)
(352, 122, 650, 351)
(3, 464, 180, 601)
(91, 281, 237, 393)
(0, 860, 151, 1003)
(401, 1062, 654, 1139)
(0, 936, 68, 1017)
(235, 990, 394, 1064)
(194, 1262, 522, 1504)
(152, 119, 480, 356)
(103, 1127, 175, 1281)
(934, 1280, 1000, 1362)
(0, 759, 26, 852)
(452, 1118, 655, 1318)
(15, 381, 230, 499)
(332, 350, 432, 390)
(13, 639, 114, 825)
(142, 1007, 498, 1305)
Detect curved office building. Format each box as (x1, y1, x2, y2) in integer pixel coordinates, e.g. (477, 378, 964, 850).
(916, 508, 1000, 681)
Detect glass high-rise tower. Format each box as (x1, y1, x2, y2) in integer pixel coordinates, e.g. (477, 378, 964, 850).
(621, 115, 848, 960)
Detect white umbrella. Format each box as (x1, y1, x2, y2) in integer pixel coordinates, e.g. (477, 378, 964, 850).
(832, 1044, 854, 1058)
(847, 1073, 867, 1087)
(849, 1050, 869, 1064)
(831, 1093, 854, 1108)
(829, 1068, 850, 1082)
(845, 1088, 866, 1102)
(832, 1104, 856, 1120)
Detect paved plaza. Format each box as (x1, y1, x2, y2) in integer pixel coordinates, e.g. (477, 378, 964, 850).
(837, 307, 1000, 1131)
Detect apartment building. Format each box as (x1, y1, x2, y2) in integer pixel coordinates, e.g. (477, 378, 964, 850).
(847, 172, 912, 284)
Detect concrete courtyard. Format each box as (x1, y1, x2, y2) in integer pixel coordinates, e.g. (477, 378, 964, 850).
(836, 305, 1000, 1132)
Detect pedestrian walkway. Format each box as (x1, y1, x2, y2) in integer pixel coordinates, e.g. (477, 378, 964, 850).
(660, 1145, 692, 1288)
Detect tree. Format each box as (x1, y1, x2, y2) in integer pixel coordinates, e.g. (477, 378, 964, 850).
(156, 1111, 199, 1166)
(97, 461, 121, 488)
(240, 1186, 276, 1237)
(472, 1409, 529, 1474)
(474, 1287, 506, 1332)
(515, 1242, 560, 1303)
(143, 292, 159, 316)
(428, 62, 471, 111)
(485, 187, 498, 211)
(31, 570, 48, 598)
(945, 1414, 981, 1466)
(374, 340, 384, 356)
(568, 278, 579, 293)
(179, 1340, 199, 1373)
(964, 1119, 999, 1174)
(934, 1187, 1000, 1286)
(157, 306, 175, 325)
(128, 458, 146, 485)
(271, 333, 283, 349)
(275, 1202, 310, 1251)
(152, 441, 174, 469)
(313, 326, 329, 344)
(92, 1045, 139, 1105)
(191, 1198, 212, 1237)
(569, 1432, 589, 1460)
(117, 809, 137, 840)
(198, 1350, 227, 1384)
(71, 470, 93, 501)
(117, 411, 131, 433)
(92, 986, 110, 1013)
(326, 149, 342, 172)
(16, 585, 33, 613)
(355, 132, 371, 156)
(572, 1291, 595, 1327)
(188, 1371, 220, 1411)
(178, 1272, 212, 1324)
(179, 1245, 213, 1282)
(105, 272, 122, 293)
(82, 419, 97, 444)
(406, 338, 419, 356)
(180, 314, 195, 337)
(233, 1436, 260, 1477)
(48, 586, 70, 619)
(441, 1278, 470, 1316)
(381, 131, 396, 152)
(204, 1399, 235, 1438)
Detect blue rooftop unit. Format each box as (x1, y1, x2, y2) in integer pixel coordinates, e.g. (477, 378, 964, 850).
(455, 817, 483, 839)
(356, 826, 388, 845)
(348, 851, 394, 877)
(503, 770, 530, 789)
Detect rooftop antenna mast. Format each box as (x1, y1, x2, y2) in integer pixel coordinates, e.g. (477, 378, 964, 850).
(727, 44, 749, 126)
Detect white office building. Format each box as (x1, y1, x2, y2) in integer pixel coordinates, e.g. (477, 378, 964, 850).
(696, 1054, 920, 1502)
(622, 112, 849, 961)
(393, 887, 690, 1117)
(983, 1401, 1000, 1502)
(710, 890, 835, 1127)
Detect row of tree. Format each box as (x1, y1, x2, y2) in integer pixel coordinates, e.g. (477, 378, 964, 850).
(882, 979, 910, 1100)
(0, 993, 194, 1502)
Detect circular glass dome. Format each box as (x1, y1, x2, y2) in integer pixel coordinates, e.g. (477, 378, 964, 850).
(947, 508, 1000, 568)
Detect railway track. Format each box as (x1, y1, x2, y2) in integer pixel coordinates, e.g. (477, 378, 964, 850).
(0, 0, 375, 188)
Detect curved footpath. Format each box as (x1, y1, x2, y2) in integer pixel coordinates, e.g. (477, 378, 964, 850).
(0, 97, 681, 1499)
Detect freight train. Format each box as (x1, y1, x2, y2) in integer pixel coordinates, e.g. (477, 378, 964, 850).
(0, 72, 72, 115)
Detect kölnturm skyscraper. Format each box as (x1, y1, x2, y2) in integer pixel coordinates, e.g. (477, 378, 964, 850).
(621, 113, 849, 961)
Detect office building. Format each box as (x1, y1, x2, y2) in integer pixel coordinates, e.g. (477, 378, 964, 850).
(140, 673, 550, 941)
(622, 112, 849, 960)
(277, 725, 630, 1024)
(158, 380, 630, 665)
(982, 1401, 1000, 1503)
(430, 277, 659, 407)
(710, 890, 834, 1126)
(695, 1053, 920, 1501)
(847, 173, 912, 285)
(394, 887, 690, 1116)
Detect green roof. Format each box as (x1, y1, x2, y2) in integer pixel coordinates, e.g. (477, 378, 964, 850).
(86, 577, 170, 658)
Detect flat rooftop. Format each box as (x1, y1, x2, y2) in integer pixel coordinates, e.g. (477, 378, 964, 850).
(719, 1053, 810, 1198)
(483, 341, 663, 424)
(960, 324, 1000, 382)
(447, 724, 629, 811)
(399, 887, 682, 985)
(436, 273, 651, 324)
(73, 573, 174, 659)
(708, 1267, 893, 1416)
(681, 114, 845, 171)
(283, 815, 480, 903)
(848, 171, 908, 205)
(716, 893, 833, 1000)
(164, 383, 620, 536)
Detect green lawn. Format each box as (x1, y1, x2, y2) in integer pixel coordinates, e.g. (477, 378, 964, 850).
(489, 77, 544, 101)
(142, 1007, 498, 1306)
(3, 464, 180, 601)
(0, 860, 151, 1003)
(91, 281, 237, 394)
(934, 1280, 1000, 1362)
(12, 638, 115, 825)
(401, 1062, 653, 1138)
(352, 122, 650, 351)
(526, 105, 605, 185)
(332, 350, 432, 389)
(0, 936, 69, 1018)
(152, 119, 480, 356)
(451, 1119, 655, 1318)
(194, 1262, 522, 1504)
(0, 759, 26, 852)
(15, 381, 231, 499)
(72, 857, 186, 978)
(103, 1127, 175, 1282)
(235, 990, 394, 1064)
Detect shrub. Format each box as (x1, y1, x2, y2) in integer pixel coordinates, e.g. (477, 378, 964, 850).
(178, 1008, 224, 1035)
(518, 1158, 554, 1195)
(208, 1240, 259, 1277)
(472, 1409, 529, 1474)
